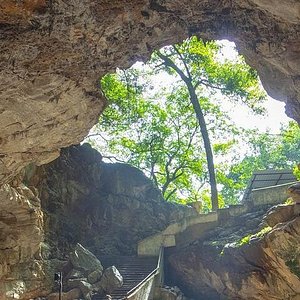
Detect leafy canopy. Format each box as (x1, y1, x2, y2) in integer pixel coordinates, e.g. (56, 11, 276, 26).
(218, 121, 300, 203)
(86, 37, 299, 210)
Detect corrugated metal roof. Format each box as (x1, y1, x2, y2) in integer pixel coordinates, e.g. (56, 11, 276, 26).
(242, 169, 296, 202)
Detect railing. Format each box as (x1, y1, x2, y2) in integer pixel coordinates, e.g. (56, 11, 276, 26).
(124, 247, 164, 299)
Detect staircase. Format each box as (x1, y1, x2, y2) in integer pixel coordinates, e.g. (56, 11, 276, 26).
(92, 256, 158, 300)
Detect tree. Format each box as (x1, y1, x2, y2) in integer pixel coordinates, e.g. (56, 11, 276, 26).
(88, 36, 267, 210)
(149, 37, 265, 210)
(91, 76, 210, 203)
(218, 121, 300, 203)
(155, 49, 219, 210)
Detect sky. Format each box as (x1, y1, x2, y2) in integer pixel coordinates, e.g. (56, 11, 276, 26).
(214, 40, 292, 133)
(228, 96, 290, 133)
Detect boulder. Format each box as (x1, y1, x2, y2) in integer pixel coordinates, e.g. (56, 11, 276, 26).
(78, 280, 93, 300)
(67, 278, 87, 290)
(98, 266, 123, 293)
(67, 269, 85, 280)
(287, 182, 300, 203)
(70, 243, 103, 274)
(263, 204, 300, 227)
(88, 269, 103, 284)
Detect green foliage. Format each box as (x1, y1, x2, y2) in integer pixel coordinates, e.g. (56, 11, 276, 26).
(152, 36, 266, 114)
(238, 234, 251, 246)
(285, 198, 295, 205)
(256, 226, 272, 237)
(218, 122, 300, 202)
(88, 36, 269, 208)
(237, 226, 272, 246)
(293, 165, 300, 180)
(96, 77, 210, 203)
(198, 190, 226, 212)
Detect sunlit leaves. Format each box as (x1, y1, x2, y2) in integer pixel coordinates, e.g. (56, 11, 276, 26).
(90, 36, 270, 208)
(153, 36, 267, 114)
(218, 121, 300, 203)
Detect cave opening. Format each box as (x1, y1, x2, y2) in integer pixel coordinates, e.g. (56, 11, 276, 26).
(85, 36, 298, 212)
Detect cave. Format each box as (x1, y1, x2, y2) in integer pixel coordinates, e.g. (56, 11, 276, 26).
(0, 1, 300, 299)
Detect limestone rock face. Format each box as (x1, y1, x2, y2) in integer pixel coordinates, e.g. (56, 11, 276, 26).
(167, 204, 300, 300)
(0, 0, 300, 185)
(32, 144, 195, 257)
(287, 182, 300, 203)
(262, 203, 300, 227)
(0, 257, 64, 300)
(0, 178, 43, 280)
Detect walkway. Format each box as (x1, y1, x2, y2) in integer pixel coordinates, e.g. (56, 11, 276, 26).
(92, 256, 158, 300)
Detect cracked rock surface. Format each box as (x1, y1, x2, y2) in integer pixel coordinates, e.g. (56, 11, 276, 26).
(0, 2, 300, 299)
(0, 0, 300, 183)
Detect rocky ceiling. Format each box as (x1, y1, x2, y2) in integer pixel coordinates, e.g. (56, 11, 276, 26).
(0, 0, 299, 184)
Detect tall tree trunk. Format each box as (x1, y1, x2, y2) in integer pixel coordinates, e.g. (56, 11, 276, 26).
(186, 84, 219, 211)
(157, 51, 219, 210)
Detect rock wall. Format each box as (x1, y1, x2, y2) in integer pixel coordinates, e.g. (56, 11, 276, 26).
(0, 0, 300, 184)
(0, 179, 43, 279)
(0, 175, 62, 299)
(167, 204, 300, 300)
(30, 144, 194, 258)
(0, 2, 300, 299)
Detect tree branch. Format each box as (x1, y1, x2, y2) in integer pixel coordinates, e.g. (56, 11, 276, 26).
(173, 44, 193, 81)
(156, 50, 191, 85)
(165, 188, 177, 201)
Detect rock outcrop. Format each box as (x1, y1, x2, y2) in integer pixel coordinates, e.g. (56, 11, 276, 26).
(287, 182, 300, 203)
(167, 204, 300, 300)
(0, 0, 300, 184)
(30, 143, 195, 258)
(1, 3, 300, 296)
(0, 176, 54, 299)
(69, 243, 103, 275)
(0, 179, 43, 279)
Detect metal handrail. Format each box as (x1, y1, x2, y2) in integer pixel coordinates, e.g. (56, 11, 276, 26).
(124, 247, 163, 299)
(251, 181, 296, 192)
